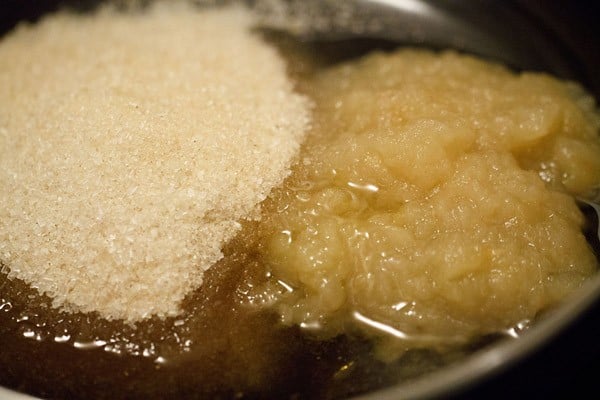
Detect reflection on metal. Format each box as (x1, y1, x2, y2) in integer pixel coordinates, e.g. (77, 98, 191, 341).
(366, 0, 432, 15)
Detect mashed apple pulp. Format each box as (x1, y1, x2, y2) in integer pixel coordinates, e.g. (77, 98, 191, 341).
(247, 49, 600, 358)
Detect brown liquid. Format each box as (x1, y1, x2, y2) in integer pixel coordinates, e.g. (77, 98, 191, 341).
(0, 229, 483, 399)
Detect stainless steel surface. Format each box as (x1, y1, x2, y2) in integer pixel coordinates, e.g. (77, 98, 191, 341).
(1, 1, 599, 399)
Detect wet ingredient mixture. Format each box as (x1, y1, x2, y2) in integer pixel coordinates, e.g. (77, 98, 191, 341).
(251, 49, 600, 359)
(1, 3, 600, 400)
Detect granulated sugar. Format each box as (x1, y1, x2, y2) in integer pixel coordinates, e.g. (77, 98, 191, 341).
(0, 3, 310, 321)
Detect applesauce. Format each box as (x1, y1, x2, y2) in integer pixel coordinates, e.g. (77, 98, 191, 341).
(246, 49, 600, 359)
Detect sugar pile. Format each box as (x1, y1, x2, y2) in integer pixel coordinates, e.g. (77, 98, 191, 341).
(0, 3, 310, 321)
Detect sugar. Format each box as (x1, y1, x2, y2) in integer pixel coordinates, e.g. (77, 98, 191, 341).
(0, 3, 310, 322)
